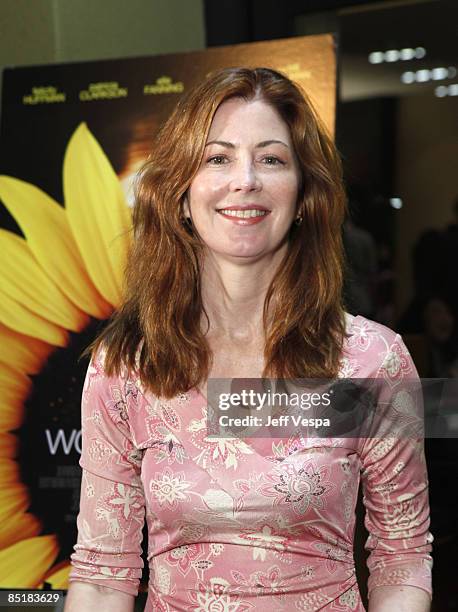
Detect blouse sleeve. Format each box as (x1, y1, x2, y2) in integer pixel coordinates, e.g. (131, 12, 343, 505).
(360, 333, 434, 600)
(69, 349, 146, 596)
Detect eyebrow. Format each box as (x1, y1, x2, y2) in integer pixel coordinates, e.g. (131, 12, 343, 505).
(205, 139, 289, 149)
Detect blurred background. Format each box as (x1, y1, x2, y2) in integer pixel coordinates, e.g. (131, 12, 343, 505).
(0, 0, 456, 610)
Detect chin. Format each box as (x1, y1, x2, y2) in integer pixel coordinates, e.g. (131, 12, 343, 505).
(213, 248, 276, 263)
(203, 237, 288, 262)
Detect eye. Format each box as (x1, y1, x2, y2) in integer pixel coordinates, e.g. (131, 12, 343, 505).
(261, 155, 284, 166)
(207, 155, 229, 165)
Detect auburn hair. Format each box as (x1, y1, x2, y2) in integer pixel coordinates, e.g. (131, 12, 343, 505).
(83, 67, 348, 398)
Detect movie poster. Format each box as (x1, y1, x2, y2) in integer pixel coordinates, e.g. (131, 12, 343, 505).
(0, 34, 336, 589)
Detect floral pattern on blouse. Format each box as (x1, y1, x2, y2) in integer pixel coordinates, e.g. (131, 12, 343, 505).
(69, 314, 433, 610)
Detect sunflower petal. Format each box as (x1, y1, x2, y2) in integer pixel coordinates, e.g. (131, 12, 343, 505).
(0, 364, 30, 430)
(0, 432, 18, 457)
(0, 483, 29, 523)
(64, 122, 132, 307)
(0, 175, 112, 318)
(0, 535, 59, 587)
(0, 458, 20, 485)
(0, 510, 41, 550)
(0, 289, 68, 347)
(0, 411, 23, 432)
(0, 230, 88, 332)
(0, 323, 54, 375)
(0, 410, 24, 439)
(41, 561, 71, 589)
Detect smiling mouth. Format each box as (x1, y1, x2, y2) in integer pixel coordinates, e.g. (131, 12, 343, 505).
(217, 209, 269, 218)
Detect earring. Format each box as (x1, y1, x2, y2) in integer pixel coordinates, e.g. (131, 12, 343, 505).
(294, 215, 303, 226)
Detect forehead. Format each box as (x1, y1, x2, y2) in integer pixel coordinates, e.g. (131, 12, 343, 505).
(207, 97, 292, 142)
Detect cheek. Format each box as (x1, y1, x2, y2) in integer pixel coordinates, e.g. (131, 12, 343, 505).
(189, 176, 226, 210)
(273, 177, 299, 210)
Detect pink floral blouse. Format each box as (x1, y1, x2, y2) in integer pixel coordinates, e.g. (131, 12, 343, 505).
(69, 314, 433, 611)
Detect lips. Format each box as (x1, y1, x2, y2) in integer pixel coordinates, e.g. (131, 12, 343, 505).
(216, 205, 270, 212)
(216, 206, 270, 224)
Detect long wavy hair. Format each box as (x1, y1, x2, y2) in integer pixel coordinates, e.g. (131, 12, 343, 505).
(83, 67, 348, 398)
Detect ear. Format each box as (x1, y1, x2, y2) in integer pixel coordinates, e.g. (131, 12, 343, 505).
(182, 194, 191, 219)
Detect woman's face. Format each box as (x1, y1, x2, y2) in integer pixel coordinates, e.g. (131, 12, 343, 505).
(184, 97, 301, 262)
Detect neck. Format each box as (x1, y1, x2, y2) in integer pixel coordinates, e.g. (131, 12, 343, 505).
(200, 246, 287, 344)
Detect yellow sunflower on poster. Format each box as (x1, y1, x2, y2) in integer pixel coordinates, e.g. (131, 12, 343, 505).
(0, 123, 132, 588)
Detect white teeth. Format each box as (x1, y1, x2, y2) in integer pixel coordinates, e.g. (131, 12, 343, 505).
(218, 209, 267, 218)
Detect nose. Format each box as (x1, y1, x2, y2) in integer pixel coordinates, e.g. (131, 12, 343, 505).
(229, 159, 261, 193)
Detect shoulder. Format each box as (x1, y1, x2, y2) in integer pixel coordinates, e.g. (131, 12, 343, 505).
(342, 313, 414, 379)
(87, 343, 141, 390)
(82, 345, 133, 425)
(344, 312, 397, 346)
(87, 342, 162, 448)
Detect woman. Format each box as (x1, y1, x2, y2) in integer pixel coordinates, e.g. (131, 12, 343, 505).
(65, 68, 433, 611)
